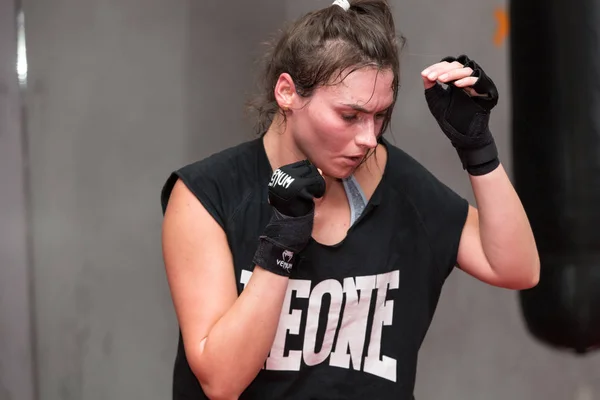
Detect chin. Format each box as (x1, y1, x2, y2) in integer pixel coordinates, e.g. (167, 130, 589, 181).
(337, 170, 354, 180)
(322, 165, 356, 180)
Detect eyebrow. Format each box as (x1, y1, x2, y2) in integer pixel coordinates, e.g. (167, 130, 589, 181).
(340, 103, 390, 114)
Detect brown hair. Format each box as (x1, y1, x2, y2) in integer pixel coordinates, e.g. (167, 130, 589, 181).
(248, 0, 406, 136)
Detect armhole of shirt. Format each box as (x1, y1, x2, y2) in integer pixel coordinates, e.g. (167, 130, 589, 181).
(160, 169, 227, 231)
(442, 198, 469, 280)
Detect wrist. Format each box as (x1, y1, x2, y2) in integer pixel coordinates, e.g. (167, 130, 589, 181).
(252, 209, 314, 276)
(252, 238, 298, 276)
(456, 140, 500, 176)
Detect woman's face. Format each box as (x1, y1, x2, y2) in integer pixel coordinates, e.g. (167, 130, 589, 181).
(288, 67, 395, 179)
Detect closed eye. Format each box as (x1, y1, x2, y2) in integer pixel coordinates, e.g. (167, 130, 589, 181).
(341, 109, 389, 123)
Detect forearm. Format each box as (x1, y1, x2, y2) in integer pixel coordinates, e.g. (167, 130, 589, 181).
(194, 267, 288, 399)
(469, 164, 540, 283)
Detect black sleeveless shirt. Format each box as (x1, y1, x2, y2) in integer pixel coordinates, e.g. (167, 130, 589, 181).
(160, 137, 469, 400)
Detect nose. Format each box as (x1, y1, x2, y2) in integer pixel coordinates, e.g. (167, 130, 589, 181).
(354, 120, 378, 149)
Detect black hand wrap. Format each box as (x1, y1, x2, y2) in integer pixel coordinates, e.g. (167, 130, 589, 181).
(425, 54, 501, 176)
(252, 160, 326, 276)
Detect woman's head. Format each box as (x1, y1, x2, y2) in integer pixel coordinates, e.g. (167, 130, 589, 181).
(251, 0, 405, 178)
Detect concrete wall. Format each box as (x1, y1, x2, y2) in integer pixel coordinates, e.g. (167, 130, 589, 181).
(15, 0, 284, 399)
(1, 0, 599, 399)
(0, 1, 36, 400)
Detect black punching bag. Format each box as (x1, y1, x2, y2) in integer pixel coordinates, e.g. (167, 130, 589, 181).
(510, 0, 600, 353)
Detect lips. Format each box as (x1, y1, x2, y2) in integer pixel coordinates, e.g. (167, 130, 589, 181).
(346, 155, 365, 162)
(342, 155, 364, 166)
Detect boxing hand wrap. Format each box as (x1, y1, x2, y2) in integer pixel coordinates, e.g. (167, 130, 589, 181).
(253, 209, 315, 276)
(425, 54, 501, 176)
(253, 160, 326, 276)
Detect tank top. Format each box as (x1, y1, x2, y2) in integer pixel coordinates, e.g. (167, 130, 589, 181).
(160, 136, 469, 400)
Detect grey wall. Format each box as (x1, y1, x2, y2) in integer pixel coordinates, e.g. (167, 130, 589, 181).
(2, 0, 599, 399)
(0, 1, 36, 400)
(17, 0, 285, 399)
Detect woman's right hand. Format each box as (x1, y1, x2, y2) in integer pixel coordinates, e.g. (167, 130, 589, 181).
(253, 160, 326, 276)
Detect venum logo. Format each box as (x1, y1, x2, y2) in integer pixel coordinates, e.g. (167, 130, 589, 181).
(277, 250, 294, 272)
(282, 250, 293, 262)
(269, 169, 295, 190)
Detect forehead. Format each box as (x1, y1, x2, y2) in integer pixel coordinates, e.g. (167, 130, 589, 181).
(322, 68, 395, 107)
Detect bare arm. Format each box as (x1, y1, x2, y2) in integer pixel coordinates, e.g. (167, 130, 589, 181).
(419, 57, 539, 288)
(457, 164, 540, 289)
(162, 179, 289, 400)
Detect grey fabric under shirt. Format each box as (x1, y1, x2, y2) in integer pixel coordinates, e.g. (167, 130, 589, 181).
(342, 174, 368, 226)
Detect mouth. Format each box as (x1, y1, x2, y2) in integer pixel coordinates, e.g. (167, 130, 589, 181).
(343, 155, 365, 166)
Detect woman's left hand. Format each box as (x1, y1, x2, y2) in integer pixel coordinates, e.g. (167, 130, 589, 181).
(420, 54, 500, 176)
(421, 59, 483, 97)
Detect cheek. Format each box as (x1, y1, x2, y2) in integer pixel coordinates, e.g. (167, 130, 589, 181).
(304, 106, 354, 151)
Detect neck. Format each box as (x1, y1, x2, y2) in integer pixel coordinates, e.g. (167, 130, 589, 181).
(262, 114, 306, 171)
(262, 114, 339, 189)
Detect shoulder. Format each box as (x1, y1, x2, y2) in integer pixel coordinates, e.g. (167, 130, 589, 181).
(160, 137, 270, 227)
(180, 138, 265, 185)
(382, 136, 468, 212)
(382, 137, 454, 197)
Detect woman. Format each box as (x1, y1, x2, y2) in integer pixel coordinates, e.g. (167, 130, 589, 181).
(160, 0, 540, 399)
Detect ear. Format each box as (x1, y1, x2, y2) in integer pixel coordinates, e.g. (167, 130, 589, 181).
(274, 73, 298, 111)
